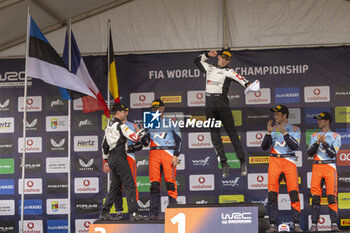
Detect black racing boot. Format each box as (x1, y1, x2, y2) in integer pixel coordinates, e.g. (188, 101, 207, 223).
(221, 161, 230, 179)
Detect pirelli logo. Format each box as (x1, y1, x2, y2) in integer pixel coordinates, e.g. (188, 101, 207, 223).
(190, 115, 207, 122)
(281, 177, 301, 185)
(161, 96, 182, 103)
(221, 136, 231, 143)
(341, 219, 350, 226)
(249, 156, 270, 164)
(309, 197, 329, 206)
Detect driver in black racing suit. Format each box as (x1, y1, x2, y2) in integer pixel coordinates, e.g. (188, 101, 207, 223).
(195, 49, 253, 178)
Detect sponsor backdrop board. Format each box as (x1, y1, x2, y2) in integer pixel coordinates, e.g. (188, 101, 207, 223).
(0, 46, 350, 232)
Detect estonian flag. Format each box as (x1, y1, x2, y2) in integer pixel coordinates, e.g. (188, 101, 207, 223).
(27, 16, 95, 97)
(108, 29, 120, 103)
(60, 30, 110, 117)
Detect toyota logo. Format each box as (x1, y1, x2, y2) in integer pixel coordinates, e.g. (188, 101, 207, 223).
(340, 153, 350, 161)
(318, 217, 325, 224)
(197, 134, 204, 142)
(198, 176, 206, 184)
(139, 95, 146, 101)
(254, 91, 262, 97)
(83, 179, 90, 186)
(84, 221, 91, 228)
(27, 180, 34, 187)
(196, 92, 204, 100)
(27, 222, 34, 229)
(256, 133, 263, 140)
(313, 88, 321, 95)
(257, 175, 264, 182)
(27, 139, 34, 146)
(26, 98, 33, 105)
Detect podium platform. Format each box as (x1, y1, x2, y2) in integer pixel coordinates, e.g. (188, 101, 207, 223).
(89, 203, 350, 233)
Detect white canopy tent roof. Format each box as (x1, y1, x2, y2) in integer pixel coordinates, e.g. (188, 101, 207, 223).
(0, 0, 349, 57)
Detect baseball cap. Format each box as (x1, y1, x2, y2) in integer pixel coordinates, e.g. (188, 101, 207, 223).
(110, 103, 127, 112)
(313, 112, 332, 121)
(220, 49, 232, 60)
(151, 99, 165, 108)
(271, 104, 289, 115)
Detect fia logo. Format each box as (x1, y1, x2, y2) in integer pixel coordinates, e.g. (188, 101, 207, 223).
(143, 110, 161, 129)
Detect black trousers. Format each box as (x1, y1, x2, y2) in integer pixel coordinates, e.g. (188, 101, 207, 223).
(101, 153, 137, 214)
(205, 95, 245, 162)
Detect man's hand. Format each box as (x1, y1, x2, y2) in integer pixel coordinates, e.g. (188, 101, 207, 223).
(171, 156, 179, 167)
(103, 160, 111, 173)
(317, 134, 326, 144)
(267, 120, 276, 134)
(208, 50, 218, 58)
(277, 123, 287, 135)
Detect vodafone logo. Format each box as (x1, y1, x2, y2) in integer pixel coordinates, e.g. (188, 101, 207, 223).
(256, 133, 263, 140)
(139, 95, 146, 102)
(83, 179, 90, 186)
(27, 222, 34, 229)
(190, 174, 214, 191)
(197, 134, 204, 142)
(313, 88, 321, 95)
(198, 177, 206, 184)
(340, 153, 350, 161)
(254, 91, 262, 97)
(196, 92, 204, 100)
(319, 217, 325, 224)
(257, 175, 264, 182)
(27, 180, 34, 187)
(27, 139, 34, 146)
(26, 98, 33, 105)
(84, 221, 90, 228)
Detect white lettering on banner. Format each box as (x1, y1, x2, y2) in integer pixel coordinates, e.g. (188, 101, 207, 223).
(0, 71, 32, 88)
(149, 69, 201, 79)
(235, 65, 309, 76)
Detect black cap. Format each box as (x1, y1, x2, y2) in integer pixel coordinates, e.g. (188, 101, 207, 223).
(110, 103, 127, 112)
(219, 48, 232, 60)
(313, 112, 332, 121)
(151, 99, 165, 108)
(271, 104, 289, 115)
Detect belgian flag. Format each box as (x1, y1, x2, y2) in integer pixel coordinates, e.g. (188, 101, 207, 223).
(108, 29, 120, 103)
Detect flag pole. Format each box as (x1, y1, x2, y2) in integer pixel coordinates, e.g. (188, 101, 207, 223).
(21, 5, 30, 233)
(107, 19, 111, 192)
(67, 18, 72, 233)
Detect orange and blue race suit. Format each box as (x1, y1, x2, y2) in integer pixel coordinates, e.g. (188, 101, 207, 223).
(307, 131, 341, 224)
(261, 123, 301, 224)
(143, 116, 182, 216)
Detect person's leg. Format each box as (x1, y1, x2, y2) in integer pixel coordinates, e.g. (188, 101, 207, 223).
(324, 165, 338, 224)
(267, 157, 282, 225)
(149, 150, 162, 217)
(161, 151, 177, 204)
(100, 166, 122, 220)
(127, 155, 138, 200)
(310, 164, 322, 227)
(283, 159, 301, 224)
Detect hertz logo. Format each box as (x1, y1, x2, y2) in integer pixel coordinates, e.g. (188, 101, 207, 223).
(249, 156, 269, 164)
(161, 96, 182, 103)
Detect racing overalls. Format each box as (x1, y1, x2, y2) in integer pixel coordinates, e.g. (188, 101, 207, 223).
(143, 116, 182, 216)
(101, 118, 146, 215)
(261, 123, 301, 224)
(307, 131, 341, 224)
(195, 52, 250, 163)
(113, 121, 142, 212)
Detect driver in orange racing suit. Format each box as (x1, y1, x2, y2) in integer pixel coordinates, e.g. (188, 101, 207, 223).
(261, 105, 302, 233)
